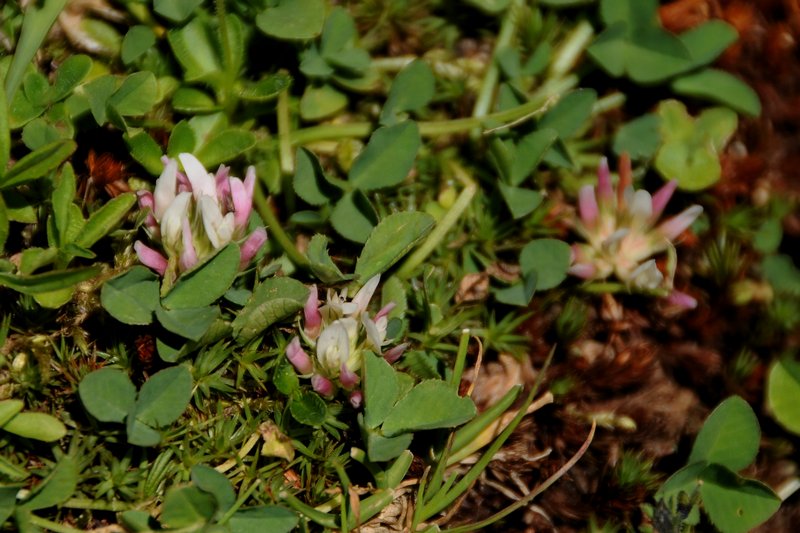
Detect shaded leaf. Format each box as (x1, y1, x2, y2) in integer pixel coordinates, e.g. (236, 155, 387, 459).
(100, 266, 160, 325)
(689, 396, 760, 471)
(191, 465, 235, 516)
(364, 351, 401, 429)
(294, 148, 339, 206)
(767, 357, 800, 435)
(256, 0, 326, 41)
(228, 506, 299, 533)
(355, 211, 435, 286)
(134, 366, 193, 428)
(672, 69, 761, 117)
(160, 486, 217, 529)
(519, 238, 571, 290)
(74, 193, 136, 248)
(330, 190, 378, 243)
(19, 456, 77, 511)
(0, 265, 100, 295)
(699, 464, 780, 533)
(162, 244, 240, 309)
(307, 234, 349, 283)
(0, 139, 76, 190)
(155, 305, 219, 341)
(79, 368, 137, 423)
(381, 380, 476, 437)
(348, 122, 421, 191)
(232, 277, 309, 344)
(289, 391, 327, 426)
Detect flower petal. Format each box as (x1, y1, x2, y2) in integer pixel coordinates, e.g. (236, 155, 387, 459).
(349, 390, 363, 409)
(153, 158, 178, 219)
(651, 180, 677, 220)
(666, 290, 698, 310)
(657, 205, 703, 241)
(304, 285, 322, 340)
(351, 275, 380, 316)
(160, 192, 192, 252)
(230, 177, 251, 230)
(215, 165, 231, 200)
(238, 227, 267, 269)
(383, 343, 408, 363)
(628, 259, 663, 290)
(286, 336, 313, 374)
(134, 241, 168, 275)
(200, 196, 235, 248)
(578, 184, 599, 227)
(311, 374, 334, 397)
(597, 157, 613, 204)
(339, 363, 360, 390)
(180, 218, 198, 272)
(179, 153, 217, 201)
(629, 189, 653, 223)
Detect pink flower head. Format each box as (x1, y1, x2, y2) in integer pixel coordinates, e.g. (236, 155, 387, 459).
(311, 374, 334, 397)
(569, 156, 703, 302)
(135, 154, 267, 279)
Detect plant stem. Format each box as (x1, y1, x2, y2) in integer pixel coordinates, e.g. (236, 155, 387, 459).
(549, 20, 594, 80)
(277, 84, 294, 175)
(289, 80, 576, 147)
(396, 161, 477, 279)
(253, 186, 309, 269)
(61, 498, 132, 511)
(471, 0, 525, 137)
(26, 515, 85, 533)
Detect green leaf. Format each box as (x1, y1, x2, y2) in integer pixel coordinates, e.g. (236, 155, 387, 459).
(109, 71, 158, 117)
(762, 254, 800, 296)
(679, 20, 737, 68)
(0, 79, 10, 176)
(126, 416, 162, 447)
(509, 128, 558, 185)
(134, 366, 193, 428)
(4, 0, 68, 102)
(125, 131, 165, 176)
(50, 54, 92, 101)
(1, 412, 66, 441)
(331, 191, 378, 243)
(155, 305, 219, 341)
(462, 0, 512, 14)
(167, 120, 197, 157)
(381, 380, 476, 437)
(364, 352, 401, 429)
(167, 18, 223, 83)
(300, 84, 348, 121)
(83, 75, 117, 125)
(154, 0, 204, 22)
(0, 195, 7, 252)
(195, 129, 256, 168)
(0, 484, 20, 526)
(355, 211, 435, 285)
(348, 122, 421, 191)
(699, 464, 780, 533)
(232, 277, 309, 344)
(539, 89, 597, 139)
(380, 60, 435, 126)
(78, 368, 137, 424)
(74, 193, 136, 248)
(191, 464, 235, 516)
(0, 265, 100, 294)
(0, 139, 76, 190)
(289, 391, 328, 426)
(307, 234, 349, 283)
(493, 272, 537, 306)
(499, 183, 543, 219)
(689, 396, 760, 471)
(672, 69, 761, 117)
(228, 506, 299, 533)
(613, 113, 661, 160)
(256, 0, 326, 41)
(767, 357, 800, 435)
(294, 148, 339, 206)
(121, 26, 156, 65)
(657, 461, 708, 500)
(162, 244, 241, 309)
(18, 247, 58, 275)
(519, 238, 571, 290)
(0, 400, 24, 427)
(160, 486, 217, 529)
(237, 74, 292, 103)
(172, 87, 219, 113)
(19, 455, 77, 511)
(100, 266, 160, 325)
(364, 428, 414, 463)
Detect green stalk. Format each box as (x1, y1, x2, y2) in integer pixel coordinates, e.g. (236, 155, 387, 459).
(25, 515, 85, 533)
(218, 479, 262, 524)
(215, 0, 236, 112)
(549, 20, 594, 80)
(277, 85, 294, 175)
(396, 162, 477, 279)
(253, 186, 309, 269)
(449, 329, 471, 391)
(289, 89, 570, 147)
(471, 0, 525, 136)
(60, 498, 131, 511)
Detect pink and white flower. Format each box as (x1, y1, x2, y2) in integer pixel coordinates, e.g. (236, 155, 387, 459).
(569, 156, 702, 304)
(134, 154, 267, 283)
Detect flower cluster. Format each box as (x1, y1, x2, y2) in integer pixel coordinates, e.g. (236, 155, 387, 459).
(569, 157, 702, 308)
(134, 154, 267, 284)
(285, 275, 407, 407)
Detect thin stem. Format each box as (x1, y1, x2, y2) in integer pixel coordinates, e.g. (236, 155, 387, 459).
(549, 20, 594, 79)
(253, 185, 309, 269)
(396, 161, 477, 279)
(289, 86, 572, 147)
(26, 515, 85, 533)
(471, 0, 525, 135)
(277, 84, 294, 176)
(60, 498, 132, 511)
